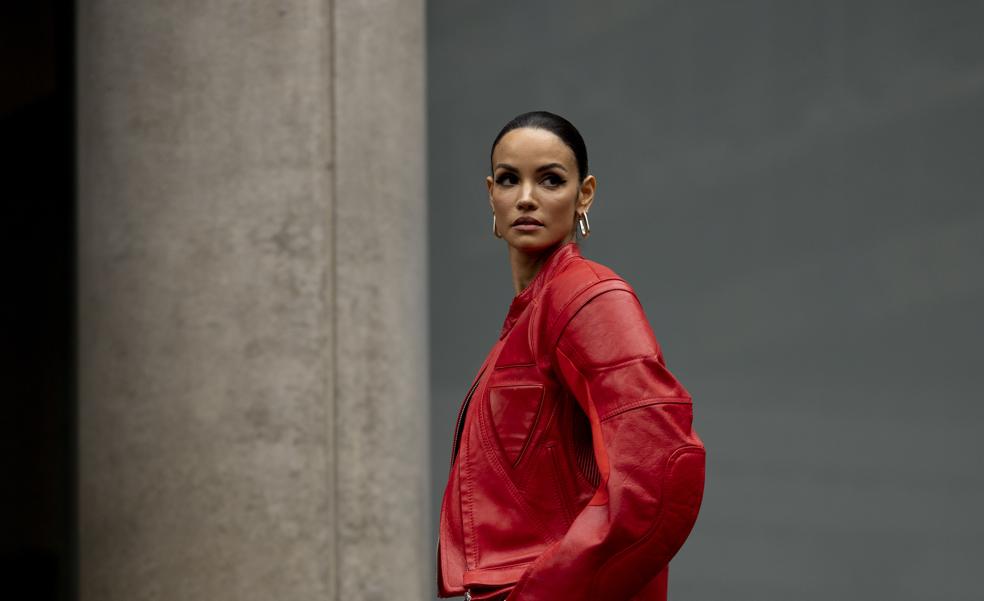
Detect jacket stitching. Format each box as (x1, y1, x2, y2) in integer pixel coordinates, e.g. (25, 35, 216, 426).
(598, 397, 692, 423)
(571, 351, 659, 374)
(494, 362, 536, 369)
(465, 556, 537, 571)
(463, 429, 479, 567)
(487, 383, 542, 389)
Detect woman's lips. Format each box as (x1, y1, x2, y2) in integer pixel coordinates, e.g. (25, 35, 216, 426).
(512, 217, 544, 232)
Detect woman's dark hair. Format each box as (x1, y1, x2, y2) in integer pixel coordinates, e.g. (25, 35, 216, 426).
(490, 110, 589, 183)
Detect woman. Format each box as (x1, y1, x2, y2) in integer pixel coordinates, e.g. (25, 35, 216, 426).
(437, 111, 705, 601)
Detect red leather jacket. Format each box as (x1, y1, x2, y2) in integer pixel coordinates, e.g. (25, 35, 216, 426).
(438, 241, 705, 601)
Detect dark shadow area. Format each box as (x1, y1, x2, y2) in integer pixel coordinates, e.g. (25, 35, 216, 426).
(0, 2, 75, 601)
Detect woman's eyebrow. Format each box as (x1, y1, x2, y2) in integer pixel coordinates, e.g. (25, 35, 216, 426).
(493, 162, 568, 172)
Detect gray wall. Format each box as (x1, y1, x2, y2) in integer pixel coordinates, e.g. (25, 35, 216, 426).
(428, 1, 984, 599)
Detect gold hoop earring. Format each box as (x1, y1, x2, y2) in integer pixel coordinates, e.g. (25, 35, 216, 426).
(492, 212, 503, 238)
(576, 211, 591, 239)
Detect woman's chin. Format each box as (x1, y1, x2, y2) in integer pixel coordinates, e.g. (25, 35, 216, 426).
(507, 233, 568, 253)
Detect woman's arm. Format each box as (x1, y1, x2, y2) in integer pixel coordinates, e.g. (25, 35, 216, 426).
(507, 288, 705, 601)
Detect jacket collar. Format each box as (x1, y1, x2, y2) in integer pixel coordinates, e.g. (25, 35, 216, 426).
(499, 240, 581, 339)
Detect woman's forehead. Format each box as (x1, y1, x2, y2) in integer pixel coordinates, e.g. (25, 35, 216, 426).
(493, 128, 577, 166)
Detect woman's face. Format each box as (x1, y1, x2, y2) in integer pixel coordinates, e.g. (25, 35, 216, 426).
(487, 127, 595, 253)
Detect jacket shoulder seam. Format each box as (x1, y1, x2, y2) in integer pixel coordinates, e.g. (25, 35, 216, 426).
(598, 396, 692, 423)
(550, 284, 639, 358)
(543, 276, 634, 348)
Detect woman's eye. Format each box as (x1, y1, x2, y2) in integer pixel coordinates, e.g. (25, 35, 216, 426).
(495, 173, 517, 186)
(542, 174, 566, 187)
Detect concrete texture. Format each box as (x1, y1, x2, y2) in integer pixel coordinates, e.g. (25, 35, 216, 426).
(333, 1, 428, 599)
(77, 1, 425, 599)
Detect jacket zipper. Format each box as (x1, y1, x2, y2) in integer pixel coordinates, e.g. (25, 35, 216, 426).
(450, 363, 488, 470)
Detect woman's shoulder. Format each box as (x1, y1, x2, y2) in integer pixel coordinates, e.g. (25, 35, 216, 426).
(536, 254, 643, 349)
(543, 256, 663, 368)
(543, 253, 637, 307)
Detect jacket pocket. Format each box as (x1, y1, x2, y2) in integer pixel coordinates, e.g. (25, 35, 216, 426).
(487, 384, 545, 468)
(516, 441, 576, 537)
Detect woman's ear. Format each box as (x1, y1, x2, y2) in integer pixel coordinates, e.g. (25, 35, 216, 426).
(486, 175, 495, 208)
(577, 174, 596, 214)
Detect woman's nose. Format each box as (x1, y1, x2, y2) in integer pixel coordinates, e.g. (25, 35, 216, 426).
(518, 181, 536, 206)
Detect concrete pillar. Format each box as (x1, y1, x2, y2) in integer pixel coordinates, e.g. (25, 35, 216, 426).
(76, 1, 426, 600)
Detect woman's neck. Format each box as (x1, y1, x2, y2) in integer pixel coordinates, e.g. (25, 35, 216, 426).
(507, 237, 573, 296)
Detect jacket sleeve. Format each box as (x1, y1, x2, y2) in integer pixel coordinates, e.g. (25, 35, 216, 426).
(507, 287, 705, 601)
